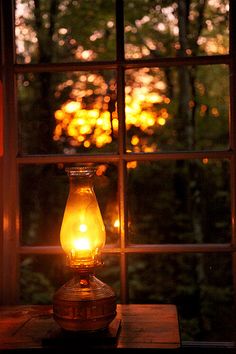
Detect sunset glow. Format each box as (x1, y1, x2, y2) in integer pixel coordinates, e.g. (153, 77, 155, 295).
(53, 73, 171, 155)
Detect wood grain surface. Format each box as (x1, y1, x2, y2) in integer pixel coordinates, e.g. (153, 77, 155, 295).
(0, 304, 180, 351)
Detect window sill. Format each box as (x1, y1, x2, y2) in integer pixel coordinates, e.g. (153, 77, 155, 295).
(0, 304, 180, 351)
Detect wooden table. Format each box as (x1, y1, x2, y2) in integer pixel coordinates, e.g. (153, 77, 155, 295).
(0, 304, 180, 352)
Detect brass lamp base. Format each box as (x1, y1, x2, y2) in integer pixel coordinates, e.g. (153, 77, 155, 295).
(53, 272, 117, 332)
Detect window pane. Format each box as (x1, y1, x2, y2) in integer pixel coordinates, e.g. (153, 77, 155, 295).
(127, 160, 231, 244)
(15, 0, 116, 63)
(125, 65, 229, 152)
(128, 253, 234, 341)
(124, 0, 229, 59)
(17, 71, 117, 154)
(20, 254, 120, 304)
(20, 163, 119, 245)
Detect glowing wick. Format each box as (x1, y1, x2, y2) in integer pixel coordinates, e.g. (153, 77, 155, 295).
(114, 219, 120, 228)
(74, 238, 90, 250)
(79, 223, 88, 232)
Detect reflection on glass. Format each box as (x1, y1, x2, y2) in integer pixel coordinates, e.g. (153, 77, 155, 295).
(127, 160, 231, 244)
(15, 0, 116, 63)
(17, 71, 117, 154)
(128, 253, 234, 341)
(124, 0, 229, 59)
(20, 164, 119, 246)
(20, 254, 120, 304)
(125, 65, 229, 152)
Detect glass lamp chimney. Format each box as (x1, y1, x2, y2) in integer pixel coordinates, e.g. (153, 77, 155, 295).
(60, 166, 105, 269)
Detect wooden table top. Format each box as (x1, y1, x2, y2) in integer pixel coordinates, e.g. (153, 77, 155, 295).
(0, 304, 180, 351)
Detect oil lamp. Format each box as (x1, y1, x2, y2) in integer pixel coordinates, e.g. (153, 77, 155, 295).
(53, 165, 117, 332)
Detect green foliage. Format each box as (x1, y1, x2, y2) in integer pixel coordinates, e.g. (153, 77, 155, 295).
(128, 159, 230, 244)
(20, 257, 55, 304)
(20, 164, 68, 245)
(17, 0, 116, 63)
(128, 253, 234, 341)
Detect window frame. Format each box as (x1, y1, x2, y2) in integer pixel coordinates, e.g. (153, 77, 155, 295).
(0, 0, 236, 348)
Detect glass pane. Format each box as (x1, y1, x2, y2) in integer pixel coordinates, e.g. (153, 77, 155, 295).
(127, 160, 231, 244)
(20, 254, 120, 304)
(125, 65, 229, 152)
(17, 71, 117, 154)
(20, 163, 119, 245)
(15, 0, 116, 63)
(124, 0, 229, 59)
(128, 253, 234, 341)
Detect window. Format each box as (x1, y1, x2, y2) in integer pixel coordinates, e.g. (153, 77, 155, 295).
(1, 0, 236, 348)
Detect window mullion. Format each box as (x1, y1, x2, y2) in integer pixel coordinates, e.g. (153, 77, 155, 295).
(116, 0, 129, 303)
(1, 0, 19, 304)
(229, 0, 236, 318)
